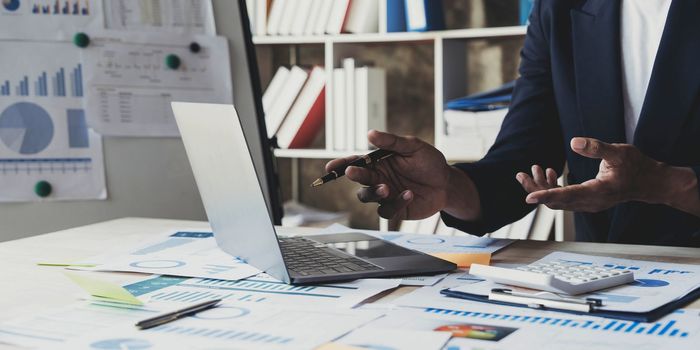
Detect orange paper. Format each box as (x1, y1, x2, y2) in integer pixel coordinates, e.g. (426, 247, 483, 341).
(430, 252, 491, 268)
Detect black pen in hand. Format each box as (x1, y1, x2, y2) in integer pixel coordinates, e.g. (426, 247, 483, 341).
(311, 149, 396, 187)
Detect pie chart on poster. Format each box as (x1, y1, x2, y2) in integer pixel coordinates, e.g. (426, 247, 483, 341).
(0, 102, 54, 154)
(2, 0, 20, 11)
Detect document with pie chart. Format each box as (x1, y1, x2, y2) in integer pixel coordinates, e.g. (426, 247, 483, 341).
(0, 40, 106, 201)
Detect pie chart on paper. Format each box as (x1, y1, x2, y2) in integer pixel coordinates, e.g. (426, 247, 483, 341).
(0, 102, 54, 154)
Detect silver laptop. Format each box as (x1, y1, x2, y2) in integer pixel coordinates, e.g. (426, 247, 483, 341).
(172, 102, 456, 284)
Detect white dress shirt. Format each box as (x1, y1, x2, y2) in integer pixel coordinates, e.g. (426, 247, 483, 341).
(620, 0, 672, 144)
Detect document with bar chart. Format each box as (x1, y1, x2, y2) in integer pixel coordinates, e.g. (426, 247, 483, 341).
(86, 231, 261, 281)
(0, 40, 105, 202)
(0, 0, 103, 40)
(59, 303, 382, 350)
(361, 306, 699, 350)
(124, 273, 401, 308)
(81, 33, 233, 137)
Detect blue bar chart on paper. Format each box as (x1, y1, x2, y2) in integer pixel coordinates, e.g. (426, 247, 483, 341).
(0, 41, 105, 202)
(424, 308, 694, 338)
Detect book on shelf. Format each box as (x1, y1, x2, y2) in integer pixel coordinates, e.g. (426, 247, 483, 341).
(520, 0, 535, 25)
(313, 0, 335, 35)
(355, 66, 386, 150)
(343, 58, 356, 151)
(343, 0, 380, 34)
(404, 0, 445, 32)
(303, 0, 323, 35)
(332, 68, 346, 151)
(276, 66, 326, 149)
(290, 0, 314, 36)
(246, 0, 269, 36)
(264, 66, 308, 138)
(262, 66, 290, 113)
(266, 0, 286, 35)
(386, 0, 407, 32)
(326, 0, 351, 35)
(277, 0, 297, 35)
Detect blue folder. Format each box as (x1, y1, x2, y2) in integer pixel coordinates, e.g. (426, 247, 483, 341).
(445, 81, 515, 112)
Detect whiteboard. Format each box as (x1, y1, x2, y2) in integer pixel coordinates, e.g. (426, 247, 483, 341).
(0, 1, 255, 241)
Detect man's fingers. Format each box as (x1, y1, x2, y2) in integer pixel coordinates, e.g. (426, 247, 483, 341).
(526, 180, 603, 204)
(546, 168, 558, 187)
(356, 185, 390, 203)
(516, 172, 540, 193)
(377, 190, 413, 220)
(531, 165, 547, 187)
(570, 137, 622, 165)
(346, 166, 382, 186)
(325, 155, 359, 173)
(367, 130, 422, 155)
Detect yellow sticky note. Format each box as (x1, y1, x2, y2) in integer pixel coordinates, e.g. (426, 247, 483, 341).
(315, 343, 364, 350)
(430, 252, 491, 268)
(64, 271, 143, 306)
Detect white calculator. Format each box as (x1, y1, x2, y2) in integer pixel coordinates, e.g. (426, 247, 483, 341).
(469, 260, 635, 295)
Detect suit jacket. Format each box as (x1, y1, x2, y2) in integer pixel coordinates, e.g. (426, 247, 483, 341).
(442, 0, 700, 247)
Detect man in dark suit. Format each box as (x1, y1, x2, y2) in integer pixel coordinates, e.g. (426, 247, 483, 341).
(327, 0, 700, 247)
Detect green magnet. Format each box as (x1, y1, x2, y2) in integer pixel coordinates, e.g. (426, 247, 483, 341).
(34, 180, 52, 198)
(165, 54, 181, 69)
(73, 32, 90, 48)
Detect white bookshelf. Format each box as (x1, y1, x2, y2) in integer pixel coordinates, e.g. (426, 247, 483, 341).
(257, 25, 527, 162)
(252, 17, 569, 240)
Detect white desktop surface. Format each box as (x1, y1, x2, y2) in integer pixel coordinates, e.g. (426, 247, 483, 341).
(1, 217, 699, 349)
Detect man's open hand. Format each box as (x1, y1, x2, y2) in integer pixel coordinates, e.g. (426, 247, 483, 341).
(516, 137, 672, 212)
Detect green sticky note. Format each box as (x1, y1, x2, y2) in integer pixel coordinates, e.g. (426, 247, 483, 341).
(37, 262, 97, 267)
(64, 271, 143, 306)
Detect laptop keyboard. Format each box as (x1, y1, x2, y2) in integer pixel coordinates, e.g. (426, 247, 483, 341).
(279, 236, 382, 276)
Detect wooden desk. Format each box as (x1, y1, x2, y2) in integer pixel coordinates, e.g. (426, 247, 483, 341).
(1, 217, 699, 348)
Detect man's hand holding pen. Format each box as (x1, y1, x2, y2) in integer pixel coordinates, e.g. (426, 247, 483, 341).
(321, 130, 482, 221)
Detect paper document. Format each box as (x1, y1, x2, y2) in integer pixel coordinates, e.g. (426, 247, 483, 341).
(449, 252, 700, 313)
(0, 0, 103, 40)
(320, 223, 513, 254)
(0, 300, 163, 348)
(57, 303, 383, 350)
(0, 41, 106, 202)
(365, 305, 699, 350)
(336, 328, 451, 350)
(84, 231, 261, 281)
(125, 274, 400, 308)
(81, 33, 232, 137)
(103, 0, 216, 34)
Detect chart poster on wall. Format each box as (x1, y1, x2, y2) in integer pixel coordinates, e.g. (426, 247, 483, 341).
(0, 0, 103, 40)
(0, 41, 106, 202)
(80, 33, 233, 137)
(103, 0, 216, 34)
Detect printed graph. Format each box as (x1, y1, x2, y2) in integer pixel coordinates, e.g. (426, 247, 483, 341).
(30, 0, 90, 15)
(149, 324, 293, 345)
(0, 157, 92, 175)
(0, 64, 82, 98)
(0, 102, 54, 154)
(424, 308, 691, 338)
(89, 338, 151, 350)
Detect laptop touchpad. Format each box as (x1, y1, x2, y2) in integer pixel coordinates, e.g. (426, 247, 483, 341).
(326, 239, 415, 259)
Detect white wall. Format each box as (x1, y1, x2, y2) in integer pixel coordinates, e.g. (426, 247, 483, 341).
(0, 137, 207, 241)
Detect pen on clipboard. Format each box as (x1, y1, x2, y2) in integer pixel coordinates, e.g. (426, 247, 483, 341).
(489, 288, 603, 312)
(135, 299, 222, 330)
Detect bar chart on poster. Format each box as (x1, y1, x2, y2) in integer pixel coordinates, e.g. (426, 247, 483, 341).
(0, 0, 104, 40)
(0, 41, 105, 202)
